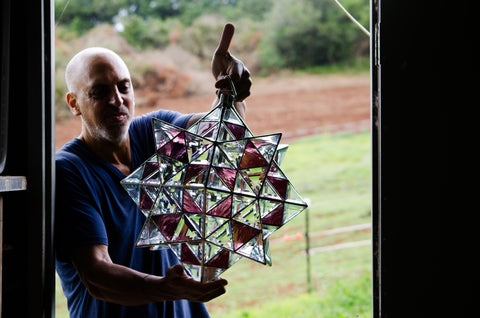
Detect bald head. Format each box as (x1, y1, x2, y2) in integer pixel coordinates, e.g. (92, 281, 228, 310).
(65, 47, 131, 94)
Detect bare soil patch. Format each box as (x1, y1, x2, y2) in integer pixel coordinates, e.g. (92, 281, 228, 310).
(55, 73, 370, 151)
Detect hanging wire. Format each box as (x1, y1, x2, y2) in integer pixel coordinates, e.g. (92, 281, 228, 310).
(55, 0, 72, 28)
(332, 0, 370, 37)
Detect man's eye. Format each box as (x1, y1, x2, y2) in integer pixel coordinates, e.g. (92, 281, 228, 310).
(90, 86, 108, 98)
(118, 82, 130, 93)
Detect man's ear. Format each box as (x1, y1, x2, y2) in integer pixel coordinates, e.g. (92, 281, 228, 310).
(66, 92, 81, 116)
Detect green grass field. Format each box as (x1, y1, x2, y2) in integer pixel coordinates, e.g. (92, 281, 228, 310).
(56, 131, 372, 317)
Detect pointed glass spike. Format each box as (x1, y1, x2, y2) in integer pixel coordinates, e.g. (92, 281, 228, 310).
(180, 243, 201, 265)
(122, 183, 141, 206)
(213, 167, 237, 191)
(151, 213, 182, 241)
(274, 144, 289, 165)
(232, 220, 261, 251)
(236, 234, 266, 264)
(261, 203, 284, 226)
(193, 107, 222, 125)
(239, 141, 269, 169)
(283, 203, 308, 225)
(121, 159, 148, 184)
(225, 122, 246, 139)
(136, 217, 166, 247)
(232, 201, 261, 229)
(232, 194, 255, 215)
(206, 221, 233, 251)
(207, 195, 232, 218)
(218, 140, 247, 167)
(285, 183, 309, 206)
(222, 106, 244, 125)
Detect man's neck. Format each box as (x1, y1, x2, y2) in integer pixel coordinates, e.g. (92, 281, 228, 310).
(80, 134, 132, 175)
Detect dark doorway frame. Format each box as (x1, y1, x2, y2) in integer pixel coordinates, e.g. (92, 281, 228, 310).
(1, 0, 455, 317)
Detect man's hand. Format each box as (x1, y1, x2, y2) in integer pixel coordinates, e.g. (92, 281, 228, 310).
(153, 264, 228, 303)
(212, 23, 252, 102)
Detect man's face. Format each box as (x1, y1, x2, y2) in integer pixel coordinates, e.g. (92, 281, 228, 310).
(72, 53, 135, 144)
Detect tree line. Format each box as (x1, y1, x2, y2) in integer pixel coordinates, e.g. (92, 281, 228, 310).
(55, 0, 369, 71)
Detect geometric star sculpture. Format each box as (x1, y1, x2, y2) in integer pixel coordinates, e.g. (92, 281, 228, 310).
(121, 86, 308, 282)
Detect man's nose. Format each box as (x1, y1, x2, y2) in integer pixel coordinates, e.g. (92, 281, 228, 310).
(109, 87, 123, 107)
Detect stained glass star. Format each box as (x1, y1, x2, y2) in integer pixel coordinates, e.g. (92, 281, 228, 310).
(121, 93, 308, 282)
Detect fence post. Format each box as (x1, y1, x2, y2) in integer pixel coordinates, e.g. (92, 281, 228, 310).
(304, 198, 312, 293)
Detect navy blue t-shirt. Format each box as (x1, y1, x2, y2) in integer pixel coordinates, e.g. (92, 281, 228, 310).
(55, 110, 210, 318)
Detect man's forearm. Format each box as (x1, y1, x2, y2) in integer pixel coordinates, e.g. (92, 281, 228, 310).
(73, 244, 227, 306)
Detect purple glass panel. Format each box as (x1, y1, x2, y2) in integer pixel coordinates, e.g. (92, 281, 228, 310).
(139, 187, 154, 210)
(151, 213, 182, 241)
(214, 167, 236, 190)
(232, 220, 261, 250)
(197, 121, 217, 136)
(181, 243, 201, 265)
(208, 195, 232, 218)
(239, 141, 268, 169)
(225, 123, 246, 139)
(206, 249, 230, 269)
(142, 161, 159, 179)
(267, 176, 288, 199)
(261, 203, 284, 226)
(185, 164, 209, 183)
(182, 191, 202, 213)
(158, 132, 188, 163)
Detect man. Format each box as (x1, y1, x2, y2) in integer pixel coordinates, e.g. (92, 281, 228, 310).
(55, 24, 251, 317)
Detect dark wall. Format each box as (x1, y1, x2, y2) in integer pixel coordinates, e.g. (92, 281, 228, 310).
(376, 1, 462, 317)
(1, 0, 55, 317)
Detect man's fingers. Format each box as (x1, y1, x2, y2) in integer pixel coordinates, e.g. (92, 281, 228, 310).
(215, 23, 235, 54)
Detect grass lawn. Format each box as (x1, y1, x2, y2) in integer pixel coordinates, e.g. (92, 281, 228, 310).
(56, 131, 372, 317)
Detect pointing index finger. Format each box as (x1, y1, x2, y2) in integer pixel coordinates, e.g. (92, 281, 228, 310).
(216, 23, 235, 54)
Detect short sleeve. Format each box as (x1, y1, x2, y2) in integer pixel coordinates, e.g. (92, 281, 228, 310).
(55, 156, 108, 262)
